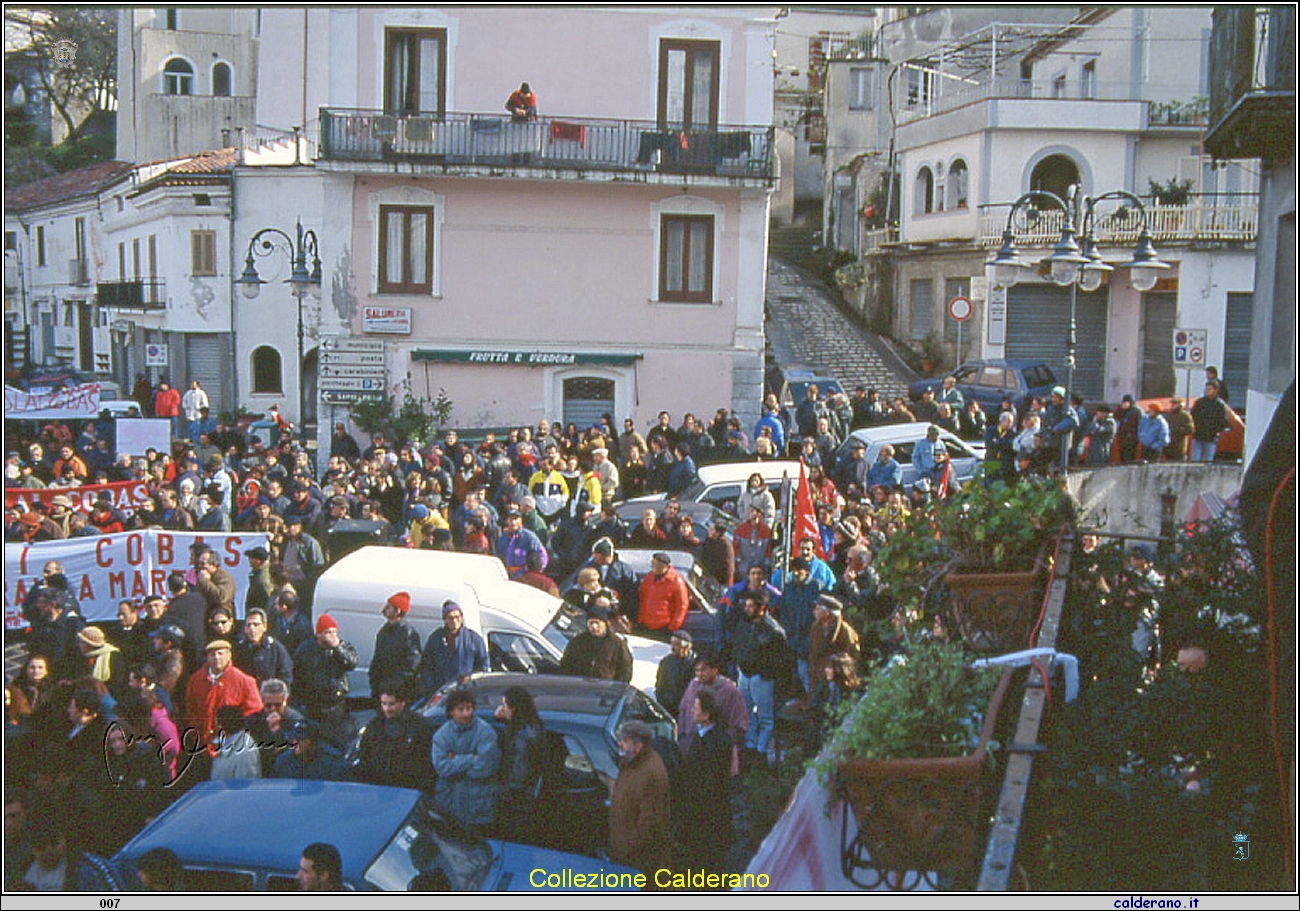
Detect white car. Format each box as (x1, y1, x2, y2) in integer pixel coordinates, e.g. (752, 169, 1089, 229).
(834, 422, 985, 489)
(621, 459, 806, 514)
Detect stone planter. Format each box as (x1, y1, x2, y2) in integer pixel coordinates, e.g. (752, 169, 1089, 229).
(837, 669, 1013, 886)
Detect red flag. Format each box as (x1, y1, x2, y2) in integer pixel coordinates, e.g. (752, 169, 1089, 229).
(792, 458, 825, 560)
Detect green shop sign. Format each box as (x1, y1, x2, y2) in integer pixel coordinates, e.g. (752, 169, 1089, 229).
(413, 349, 641, 367)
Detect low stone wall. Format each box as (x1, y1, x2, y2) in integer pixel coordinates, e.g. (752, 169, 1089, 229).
(1066, 462, 1244, 536)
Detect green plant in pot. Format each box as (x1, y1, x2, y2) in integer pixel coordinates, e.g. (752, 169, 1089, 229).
(933, 476, 1075, 653)
(813, 640, 1011, 886)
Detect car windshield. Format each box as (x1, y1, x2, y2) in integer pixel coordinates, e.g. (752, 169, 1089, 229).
(1023, 365, 1056, 387)
(789, 380, 844, 402)
(544, 601, 588, 652)
(686, 562, 721, 605)
(614, 688, 676, 745)
(364, 797, 495, 891)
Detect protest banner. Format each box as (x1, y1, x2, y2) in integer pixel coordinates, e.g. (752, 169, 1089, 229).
(5, 480, 151, 517)
(4, 382, 101, 420)
(4, 530, 269, 630)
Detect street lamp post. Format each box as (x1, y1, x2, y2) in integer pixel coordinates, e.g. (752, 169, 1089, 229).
(987, 184, 1170, 470)
(234, 221, 322, 438)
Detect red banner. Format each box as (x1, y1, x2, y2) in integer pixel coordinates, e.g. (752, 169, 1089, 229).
(4, 480, 150, 517)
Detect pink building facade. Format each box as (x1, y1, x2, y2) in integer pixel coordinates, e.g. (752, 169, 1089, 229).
(253, 6, 778, 437)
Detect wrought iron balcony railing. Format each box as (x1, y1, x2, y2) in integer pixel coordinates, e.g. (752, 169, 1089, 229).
(318, 108, 775, 181)
(97, 279, 167, 311)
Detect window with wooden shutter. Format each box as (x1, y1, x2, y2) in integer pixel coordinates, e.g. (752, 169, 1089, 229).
(191, 230, 216, 276)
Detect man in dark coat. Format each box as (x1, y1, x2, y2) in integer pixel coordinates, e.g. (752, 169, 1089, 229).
(233, 608, 294, 686)
(272, 590, 314, 658)
(559, 602, 633, 683)
(673, 687, 734, 869)
(417, 601, 489, 696)
(370, 591, 423, 696)
(291, 614, 359, 720)
(654, 630, 696, 720)
(28, 590, 86, 682)
(164, 573, 208, 665)
(608, 720, 672, 878)
(732, 588, 789, 760)
(243, 546, 276, 614)
(354, 677, 435, 791)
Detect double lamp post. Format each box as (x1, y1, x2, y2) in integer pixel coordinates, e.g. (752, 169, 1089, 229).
(235, 221, 323, 438)
(987, 184, 1170, 400)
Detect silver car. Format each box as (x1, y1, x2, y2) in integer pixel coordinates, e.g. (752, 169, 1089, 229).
(833, 422, 984, 489)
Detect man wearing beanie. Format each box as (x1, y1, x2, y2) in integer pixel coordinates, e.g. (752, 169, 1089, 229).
(370, 592, 423, 697)
(417, 601, 488, 697)
(291, 614, 358, 720)
(559, 594, 633, 683)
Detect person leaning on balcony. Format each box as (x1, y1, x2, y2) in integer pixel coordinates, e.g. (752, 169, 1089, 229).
(505, 82, 536, 122)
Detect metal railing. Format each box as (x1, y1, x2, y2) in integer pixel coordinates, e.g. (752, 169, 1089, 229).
(97, 279, 167, 311)
(318, 108, 775, 180)
(977, 195, 1259, 246)
(895, 73, 1211, 125)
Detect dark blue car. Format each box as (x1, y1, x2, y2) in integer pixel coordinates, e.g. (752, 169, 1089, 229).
(111, 779, 642, 891)
(909, 358, 1058, 413)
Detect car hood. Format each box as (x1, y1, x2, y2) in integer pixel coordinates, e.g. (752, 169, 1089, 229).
(488, 841, 643, 890)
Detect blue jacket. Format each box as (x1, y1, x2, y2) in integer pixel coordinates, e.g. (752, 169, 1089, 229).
(494, 528, 546, 579)
(1138, 414, 1170, 451)
(417, 627, 489, 696)
(775, 577, 821, 660)
(431, 714, 501, 827)
(754, 412, 786, 454)
(866, 457, 903, 490)
(912, 437, 946, 478)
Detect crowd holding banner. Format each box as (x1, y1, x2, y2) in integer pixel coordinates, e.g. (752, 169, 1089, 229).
(4, 530, 269, 629)
(4, 381, 101, 420)
(4, 480, 151, 518)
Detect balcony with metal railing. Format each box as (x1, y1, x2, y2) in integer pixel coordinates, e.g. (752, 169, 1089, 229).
(317, 109, 775, 182)
(1206, 6, 1295, 159)
(976, 194, 1259, 248)
(894, 73, 1208, 132)
(97, 279, 167, 311)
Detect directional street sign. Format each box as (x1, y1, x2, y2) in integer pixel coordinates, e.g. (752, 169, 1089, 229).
(320, 337, 384, 353)
(320, 336, 386, 398)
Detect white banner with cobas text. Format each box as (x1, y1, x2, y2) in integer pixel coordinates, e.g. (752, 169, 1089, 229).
(4, 530, 269, 630)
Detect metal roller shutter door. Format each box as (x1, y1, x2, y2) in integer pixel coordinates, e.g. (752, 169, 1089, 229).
(1140, 292, 1177, 399)
(1005, 285, 1108, 401)
(1222, 292, 1252, 407)
(184, 334, 225, 414)
(563, 377, 615, 429)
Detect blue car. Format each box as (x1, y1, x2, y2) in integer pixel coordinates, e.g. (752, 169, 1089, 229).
(112, 779, 643, 891)
(909, 358, 1058, 413)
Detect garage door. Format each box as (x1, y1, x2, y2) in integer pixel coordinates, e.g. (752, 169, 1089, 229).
(563, 377, 615, 429)
(1222, 292, 1252, 407)
(184, 334, 225, 414)
(1006, 284, 1108, 401)
(1140, 292, 1177, 399)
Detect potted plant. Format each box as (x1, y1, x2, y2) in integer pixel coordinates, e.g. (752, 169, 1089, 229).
(814, 640, 1012, 886)
(919, 331, 943, 375)
(932, 476, 1074, 652)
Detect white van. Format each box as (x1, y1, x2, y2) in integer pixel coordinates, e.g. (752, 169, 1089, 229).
(313, 547, 668, 699)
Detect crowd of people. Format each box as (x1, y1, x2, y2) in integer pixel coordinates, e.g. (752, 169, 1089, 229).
(3, 365, 1240, 889)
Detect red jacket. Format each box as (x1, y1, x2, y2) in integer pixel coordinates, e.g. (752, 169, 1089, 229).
(154, 387, 181, 418)
(185, 664, 263, 755)
(638, 567, 689, 632)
